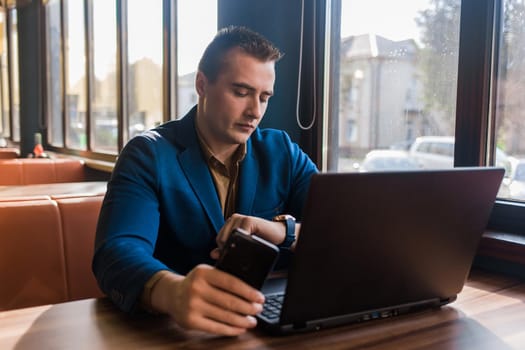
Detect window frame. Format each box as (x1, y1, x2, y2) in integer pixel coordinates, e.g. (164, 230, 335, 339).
(324, 0, 525, 270)
(41, 0, 175, 162)
(455, 0, 525, 236)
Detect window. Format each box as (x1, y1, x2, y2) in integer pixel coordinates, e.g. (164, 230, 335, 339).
(8, 8, 19, 142)
(91, 0, 118, 153)
(0, 9, 10, 138)
(346, 119, 357, 142)
(332, 0, 461, 173)
(176, 0, 217, 117)
(64, 0, 87, 150)
(42, 0, 219, 157)
(45, 0, 63, 146)
(127, 0, 163, 141)
(494, 0, 525, 202)
(329, 0, 525, 237)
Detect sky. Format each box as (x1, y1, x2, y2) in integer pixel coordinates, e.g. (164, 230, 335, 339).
(341, 0, 432, 45)
(176, 0, 218, 75)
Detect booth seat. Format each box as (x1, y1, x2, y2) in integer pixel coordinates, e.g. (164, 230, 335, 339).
(0, 158, 87, 185)
(55, 194, 105, 301)
(0, 148, 20, 159)
(0, 193, 105, 311)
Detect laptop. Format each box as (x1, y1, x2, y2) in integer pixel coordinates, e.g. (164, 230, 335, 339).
(257, 167, 505, 334)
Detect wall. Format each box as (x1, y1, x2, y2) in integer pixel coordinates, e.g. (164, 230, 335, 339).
(218, 0, 325, 165)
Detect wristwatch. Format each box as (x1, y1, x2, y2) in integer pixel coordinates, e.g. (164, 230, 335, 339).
(272, 214, 296, 248)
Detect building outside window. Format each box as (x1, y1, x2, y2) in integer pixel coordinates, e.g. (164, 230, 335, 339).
(126, 0, 163, 142)
(334, 0, 460, 173)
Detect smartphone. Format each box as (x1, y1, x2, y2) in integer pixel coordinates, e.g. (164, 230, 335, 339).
(215, 228, 280, 290)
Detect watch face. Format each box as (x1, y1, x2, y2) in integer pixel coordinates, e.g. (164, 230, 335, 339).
(273, 214, 296, 222)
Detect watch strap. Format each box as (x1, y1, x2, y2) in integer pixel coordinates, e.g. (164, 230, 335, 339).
(273, 214, 296, 248)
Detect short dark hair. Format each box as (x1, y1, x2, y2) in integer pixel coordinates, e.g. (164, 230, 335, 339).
(198, 26, 283, 82)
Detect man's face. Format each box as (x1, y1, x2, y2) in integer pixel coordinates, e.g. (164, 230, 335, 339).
(196, 48, 276, 152)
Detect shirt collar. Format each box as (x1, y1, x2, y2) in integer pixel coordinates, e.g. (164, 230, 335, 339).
(195, 122, 246, 165)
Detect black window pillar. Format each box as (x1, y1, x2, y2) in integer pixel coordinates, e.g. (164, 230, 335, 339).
(17, 1, 44, 156)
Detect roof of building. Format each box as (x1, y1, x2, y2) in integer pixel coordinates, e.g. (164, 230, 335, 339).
(341, 34, 418, 60)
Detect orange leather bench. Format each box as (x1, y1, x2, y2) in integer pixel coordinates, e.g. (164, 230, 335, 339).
(0, 193, 105, 311)
(55, 194, 105, 301)
(0, 158, 87, 185)
(0, 148, 20, 159)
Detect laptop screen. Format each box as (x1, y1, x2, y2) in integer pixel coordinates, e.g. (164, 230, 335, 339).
(275, 168, 504, 328)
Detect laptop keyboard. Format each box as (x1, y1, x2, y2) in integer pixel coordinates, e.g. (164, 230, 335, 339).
(260, 293, 284, 320)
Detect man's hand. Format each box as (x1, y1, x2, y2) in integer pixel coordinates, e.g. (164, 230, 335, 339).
(210, 213, 286, 260)
(149, 265, 265, 336)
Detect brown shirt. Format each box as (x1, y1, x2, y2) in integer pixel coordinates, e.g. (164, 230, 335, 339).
(196, 129, 246, 219)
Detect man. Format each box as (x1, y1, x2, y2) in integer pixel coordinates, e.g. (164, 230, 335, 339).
(93, 26, 318, 336)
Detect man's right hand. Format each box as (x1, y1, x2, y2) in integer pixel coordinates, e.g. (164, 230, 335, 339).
(149, 265, 265, 336)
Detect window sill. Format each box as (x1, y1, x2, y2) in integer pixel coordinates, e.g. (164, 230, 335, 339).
(45, 151, 115, 174)
(478, 231, 525, 265)
(84, 159, 114, 173)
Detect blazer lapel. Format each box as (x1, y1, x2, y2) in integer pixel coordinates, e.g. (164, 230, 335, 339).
(179, 147, 224, 234)
(174, 110, 224, 234)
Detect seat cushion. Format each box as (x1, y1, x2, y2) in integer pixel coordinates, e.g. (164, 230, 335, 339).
(56, 195, 104, 300)
(0, 199, 68, 310)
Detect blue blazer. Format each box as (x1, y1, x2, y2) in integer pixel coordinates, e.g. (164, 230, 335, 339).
(93, 107, 318, 312)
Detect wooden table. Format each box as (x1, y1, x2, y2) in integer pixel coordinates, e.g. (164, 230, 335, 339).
(1, 269, 524, 349)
